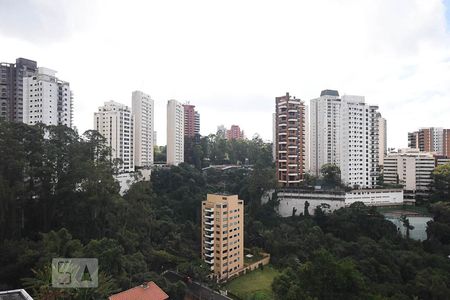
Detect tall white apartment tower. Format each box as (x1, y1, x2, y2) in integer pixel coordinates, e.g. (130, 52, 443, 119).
(167, 99, 184, 165)
(339, 95, 380, 188)
(94, 101, 134, 172)
(310, 90, 382, 188)
(310, 90, 341, 176)
(23, 67, 73, 127)
(132, 91, 154, 168)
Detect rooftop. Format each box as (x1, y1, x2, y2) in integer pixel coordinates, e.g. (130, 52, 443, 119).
(108, 282, 169, 300)
(320, 89, 339, 97)
(0, 289, 34, 300)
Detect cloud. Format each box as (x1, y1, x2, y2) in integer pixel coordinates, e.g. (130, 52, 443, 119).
(0, 0, 95, 43)
(1, 0, 450, 147)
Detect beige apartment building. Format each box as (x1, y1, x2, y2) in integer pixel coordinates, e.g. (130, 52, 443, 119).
(201, 194, 244, 281)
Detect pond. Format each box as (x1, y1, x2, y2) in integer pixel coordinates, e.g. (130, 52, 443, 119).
(381, 208, 432, 241)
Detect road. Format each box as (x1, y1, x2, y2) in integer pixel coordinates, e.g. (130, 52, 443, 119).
(163, 270, 232, 300)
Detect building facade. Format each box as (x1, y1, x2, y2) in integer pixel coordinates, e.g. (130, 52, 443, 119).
(94, 101, 134, 172)
(378, 114, 387, 166)
(226, 125, 244, 140)
(310, 90, 382, 188)
(201, 194, 244, 281)
(23, 67, 73, 127)
(277, 188, 403, 217)
(275, 93, 306, 186)
(132, 91, 154, 168)
(167, 99, 184, 166)
(0, 58, 38, 122)
(443, 129, 450, 157)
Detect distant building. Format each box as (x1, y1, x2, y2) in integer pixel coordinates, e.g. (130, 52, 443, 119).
(226, 125, 244, 140)
(94, 101, 134, 172)
(275, 92, 307, 186)
(167, 99, 184, 165)
(109, 282, 168, 300)
(153, 130, 157, 147)
(216, 125, 226, 139)
(132, 90, 154, 168)
(0, 58, 37, 122)
(0, 289, 34, 299)
(183, 103, 200, 138)
(384, 148, 450, 199)
(202, 194, 244, 281)
(23, 67, 73, 127)
(408, 127, 449, 155)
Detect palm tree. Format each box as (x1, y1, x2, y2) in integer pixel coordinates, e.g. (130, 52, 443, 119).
(400, 215, 415, 239)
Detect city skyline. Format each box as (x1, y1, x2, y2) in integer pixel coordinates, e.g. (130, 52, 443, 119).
(2, 0, 450, 147)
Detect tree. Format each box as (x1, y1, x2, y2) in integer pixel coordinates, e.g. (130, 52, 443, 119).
(320, 164, 341, 188)
(431, 164, 450, 202)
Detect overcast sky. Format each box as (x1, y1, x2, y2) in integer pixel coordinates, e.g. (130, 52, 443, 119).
(1, 0, 450, 148)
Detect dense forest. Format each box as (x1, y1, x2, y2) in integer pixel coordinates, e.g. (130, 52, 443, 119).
(1, 122, 450, 299)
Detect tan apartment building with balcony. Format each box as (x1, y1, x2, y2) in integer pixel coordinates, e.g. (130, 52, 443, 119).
(201, 194, 244, 281)
(275, 93, 306, 186)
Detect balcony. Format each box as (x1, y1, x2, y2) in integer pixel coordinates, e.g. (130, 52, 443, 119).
(204, 245, 214, 251)
(205, 258, 214, 265)
(205, 252, 214, 258)
(205, 208, 214, 213)
(205, 214, 214, 219)
(205, 239, 214, 245)
(204, 220, 214, 226)
(204, 232, 214, 238)
(205, 226, 213, 232)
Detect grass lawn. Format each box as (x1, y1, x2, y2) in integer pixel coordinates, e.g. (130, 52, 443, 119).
(225, 265, 280, 300)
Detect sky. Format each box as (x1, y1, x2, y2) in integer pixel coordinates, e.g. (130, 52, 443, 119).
(1, 0, 450, 148)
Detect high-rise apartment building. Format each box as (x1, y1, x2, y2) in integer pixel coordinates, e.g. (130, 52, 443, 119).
(226, 125, 244, 140)
(310, 89, 341, 176)
(201, 194, 244, 281)
(94, 101, 134, 172)
(132, 91, 154, 168)
(183, 103, 200, 138)
(275, 93, 306, 186)
(0, 58, 37, 122)
(23, 67, 73, 127)
(310, 90, 382, 188)
(408, 127, 449, 155)
(167, 99, 184, 166)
